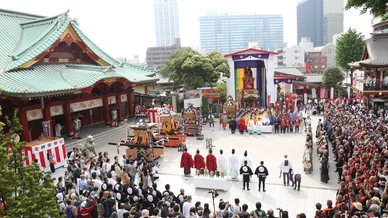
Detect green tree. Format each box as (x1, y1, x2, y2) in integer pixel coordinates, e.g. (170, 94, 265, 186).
(336, 28, 365, 72)
(345, 0, 388, 20)
(201, 97, 210, 116)
(322, 67, 345, 89)
(0, 108, 60, 217)
(160, 49, 230, 89)
(215, 82, 227, 103)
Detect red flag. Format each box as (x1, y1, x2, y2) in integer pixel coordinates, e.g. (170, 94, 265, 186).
(276, 100, 280, 111)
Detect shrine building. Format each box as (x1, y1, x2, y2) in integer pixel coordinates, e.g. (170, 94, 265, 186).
(350, 33, 388, 109)
(0, 9, 157, 142)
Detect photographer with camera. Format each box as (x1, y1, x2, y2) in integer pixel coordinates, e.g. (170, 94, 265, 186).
(250, 202, 266, 218)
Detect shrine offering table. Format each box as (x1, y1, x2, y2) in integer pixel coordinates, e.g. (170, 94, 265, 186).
(193, 176, 231, 191)
(261, 125, 273, 133)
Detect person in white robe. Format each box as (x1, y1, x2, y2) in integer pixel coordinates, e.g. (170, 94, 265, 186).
(247, 116, 255, 134)
(366, 75, 372, 87)
(217, 149, 228, 176)
(228, 149, 239, 179)
(255, 118, 263, 135)
(262, 116, 269, 126)
(55, 123, 62, 138)
(306, 116, 312, 128)
(384, 75, 388, 85)
(240, 150, 252, 168)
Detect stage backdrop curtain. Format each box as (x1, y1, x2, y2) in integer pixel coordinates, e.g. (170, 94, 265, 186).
(234, 60, 266, 107)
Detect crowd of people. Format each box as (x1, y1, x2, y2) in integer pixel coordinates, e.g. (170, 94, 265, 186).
(314, 101, 388, 218)
(55, 148, 297, 218)
(53, 98, 388, 218)
(216, 107, 306, 135)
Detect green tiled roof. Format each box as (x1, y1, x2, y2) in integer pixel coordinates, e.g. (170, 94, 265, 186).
(0, 63, 157, 97)
(0, 9, 43, 72)
(71, 22, 120, 67)
(0, 9, 157, 97)
(6, 13, 70, 71)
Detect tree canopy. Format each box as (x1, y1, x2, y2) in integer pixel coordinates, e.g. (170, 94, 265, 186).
(322, 67, 345, 89)
(201, 97, 210, 116)
(215, 82, 227, 103)
(160, 49, 230, 90)
(345, 0, 388, 20)
(0, 108, 60, 217)
(336, 28, 365, 72)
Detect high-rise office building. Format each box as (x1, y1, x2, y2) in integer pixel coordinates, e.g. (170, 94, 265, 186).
(297, 0, 324, 46)
(199, 14, 284, 54)
(146, 39, 189, 68)
(154, 0, 180, 46)
(323, 0, 344, 44)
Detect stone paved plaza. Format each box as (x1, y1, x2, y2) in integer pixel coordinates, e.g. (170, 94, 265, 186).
(52, 115, 337, 218)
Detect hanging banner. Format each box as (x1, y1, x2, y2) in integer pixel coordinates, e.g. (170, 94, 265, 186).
(267, 95, 271, 105)
(347, 87, 350, 99)
(42, 121, 51, 137)
(304, 93, 307, 105)
(312, 88, 317, 99)
(276, 100, 280, 111)
(147, 131, 154, 158)
(320, 88, 326, 99)
(330, 87, 334, 99)
(292, 94, 297, 113)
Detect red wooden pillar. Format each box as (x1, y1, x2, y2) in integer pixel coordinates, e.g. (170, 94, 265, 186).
(64, 101, 73, 136)
(376, 71, 381, 89)
(42, 105, 54, 137)
(127, 88, 134, 117)
(116, 93, 123, 120)
(19, 108, 31, 142)
(103, 96, 110, 124)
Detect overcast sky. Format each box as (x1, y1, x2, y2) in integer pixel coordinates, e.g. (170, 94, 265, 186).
(2, 0, 372, 62)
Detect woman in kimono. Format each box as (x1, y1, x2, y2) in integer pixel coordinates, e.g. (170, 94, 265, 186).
(255, 117, 263, 135)
(303, 144, 313, 173)
(320, 154, 329, 183)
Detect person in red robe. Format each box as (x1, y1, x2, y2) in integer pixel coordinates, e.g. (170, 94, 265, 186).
(180, 148, 193, 176)
(194, 149, 205, 170)
(237, 116, 246, 134)
(206, 149, 217, 172)
(286, 116, 291, 133)
(280, 116, 286, 134)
